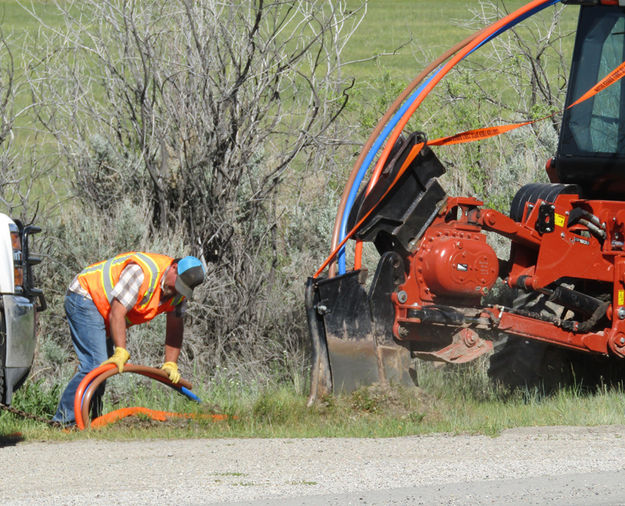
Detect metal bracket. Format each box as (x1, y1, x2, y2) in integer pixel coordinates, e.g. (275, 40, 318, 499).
(536, 203, 555, 235)
(413, 328, 493, 364)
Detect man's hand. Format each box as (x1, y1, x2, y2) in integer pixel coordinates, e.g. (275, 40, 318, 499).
(161, 361, 181, 384)
(101, 346, 130, 373)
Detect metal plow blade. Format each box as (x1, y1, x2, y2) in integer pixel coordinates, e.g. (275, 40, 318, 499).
(305, 266, 414, 405)
(326, 337, 413, 394)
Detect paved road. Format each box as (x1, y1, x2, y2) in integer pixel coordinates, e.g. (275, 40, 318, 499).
(2, 425, 625, 505)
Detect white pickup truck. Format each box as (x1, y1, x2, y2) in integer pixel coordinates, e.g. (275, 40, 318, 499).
(0, 213, 45, 405)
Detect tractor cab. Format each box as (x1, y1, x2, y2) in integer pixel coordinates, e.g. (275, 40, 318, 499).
(556, 3, 625, 198)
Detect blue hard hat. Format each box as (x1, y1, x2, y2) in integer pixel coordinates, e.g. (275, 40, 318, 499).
(175, 256, 205, 299)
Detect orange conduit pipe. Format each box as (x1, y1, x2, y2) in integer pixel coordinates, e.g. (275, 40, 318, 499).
(327, 27, 488, 276)
(330, 0, 556, 276)
(74, 364, 193, 430)
(81, 367, 228, 429)
(350, 0, 555, 233)
(80, 366, 193, 429)
(89, 407, 229, 429)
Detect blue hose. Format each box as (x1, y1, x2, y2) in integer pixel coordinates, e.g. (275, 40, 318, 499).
(179, 386, 202, 403)
(337, 74, 439, 272)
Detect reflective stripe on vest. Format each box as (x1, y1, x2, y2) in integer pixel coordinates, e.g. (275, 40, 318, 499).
(77, 252, 179, 325)
(81, 252, 160, 308)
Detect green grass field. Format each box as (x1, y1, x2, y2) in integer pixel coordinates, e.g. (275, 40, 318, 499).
(344, 1, 576, 80)
(344, 0, 472, 80)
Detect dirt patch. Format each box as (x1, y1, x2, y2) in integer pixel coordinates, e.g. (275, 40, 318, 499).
(102, 414, 191, 431)
(348, 383, 434, 420)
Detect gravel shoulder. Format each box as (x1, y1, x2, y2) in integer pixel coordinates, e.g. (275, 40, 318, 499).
(2, 425, 625, 505)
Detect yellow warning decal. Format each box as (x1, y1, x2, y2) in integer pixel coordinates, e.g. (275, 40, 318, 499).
(554, 213, 565, 228)
(619, 290, 624, 307)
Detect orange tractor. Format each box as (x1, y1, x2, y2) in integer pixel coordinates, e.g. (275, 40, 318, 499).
(306, 0, 625, 402)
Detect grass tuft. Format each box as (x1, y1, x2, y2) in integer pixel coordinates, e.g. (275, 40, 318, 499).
(2, 364, 625, 441)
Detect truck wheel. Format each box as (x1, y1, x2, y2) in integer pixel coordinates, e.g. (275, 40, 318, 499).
(0, 310, 6, 404)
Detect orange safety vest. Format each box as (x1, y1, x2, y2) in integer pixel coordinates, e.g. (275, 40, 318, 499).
(77, 252, 184, 326)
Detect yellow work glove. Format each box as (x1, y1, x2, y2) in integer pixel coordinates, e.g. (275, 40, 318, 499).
(161, 361, 181, 384)
(100, 346, 130, 373)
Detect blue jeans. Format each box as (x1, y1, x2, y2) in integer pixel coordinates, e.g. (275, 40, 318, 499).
(52, 291, 112, 425)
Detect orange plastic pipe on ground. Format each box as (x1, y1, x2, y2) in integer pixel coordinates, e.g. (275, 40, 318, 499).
(74, 364, 198, 430)
(90, 407, 229, 429)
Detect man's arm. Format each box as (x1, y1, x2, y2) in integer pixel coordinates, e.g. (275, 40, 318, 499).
(109, 298, 129, 350)
(161, 311, 184, 383)
(165, 311, 183, 363)
(107, 262, 143, 350)
(101, 298, 131, 372)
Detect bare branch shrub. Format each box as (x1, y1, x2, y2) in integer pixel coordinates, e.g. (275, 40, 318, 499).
(0, 30, 13, 147)
(0, 28, 31, 219)
(26, 0, 362, 385)
(0, 23, 66, 224)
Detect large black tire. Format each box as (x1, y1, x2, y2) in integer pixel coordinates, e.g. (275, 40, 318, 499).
(489, 289, 625, 394)
(488, 336, 574, 395)
(489, 288, 579, 395)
